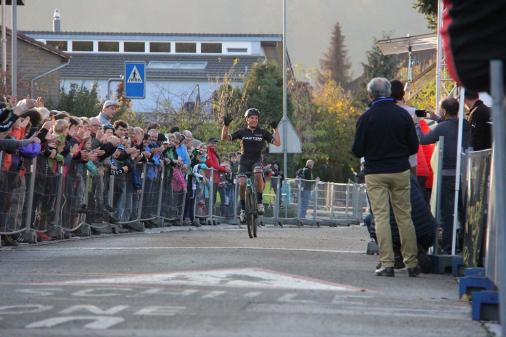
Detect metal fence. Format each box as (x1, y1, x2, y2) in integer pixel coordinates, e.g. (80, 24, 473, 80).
(461, 149, 492, 268)
(1, 154, 367, 244)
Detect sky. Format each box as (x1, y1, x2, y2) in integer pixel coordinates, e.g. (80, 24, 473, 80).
(10, 0, 431, 79)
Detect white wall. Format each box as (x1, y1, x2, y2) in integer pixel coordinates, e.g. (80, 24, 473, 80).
(61, 79, 243, 113)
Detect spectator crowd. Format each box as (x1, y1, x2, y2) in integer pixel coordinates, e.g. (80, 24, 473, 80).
(0, 96, 280, 246)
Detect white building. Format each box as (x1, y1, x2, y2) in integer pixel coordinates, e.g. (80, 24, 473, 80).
(23, 29, 284, 113)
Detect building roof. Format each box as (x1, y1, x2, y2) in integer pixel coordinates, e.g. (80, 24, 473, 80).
(61, 53, 263, 81)
(377, 33, 437, 56)
(22, 31, 283, 42)
(2, 27, 69, 60)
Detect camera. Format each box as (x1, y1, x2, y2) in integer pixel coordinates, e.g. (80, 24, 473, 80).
(415, 109, 427, 118)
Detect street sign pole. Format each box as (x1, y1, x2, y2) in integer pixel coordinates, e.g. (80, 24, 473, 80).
(11, 0, 17, 96)
(1, 0, 6, 92)
(282, 0, 288, 179)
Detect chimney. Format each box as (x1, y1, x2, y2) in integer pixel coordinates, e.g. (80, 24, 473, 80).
(53, 8, 61, 32)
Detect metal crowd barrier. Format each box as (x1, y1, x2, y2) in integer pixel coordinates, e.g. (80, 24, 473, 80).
(461, 149, 492, 268)
(158, 163, 186, 225)
(85, 161, 115, 232)
(202, 173, 366, 227)
(58, 160, 88, 235)
(2, 152, 368, 245)
(29, 156, 61, 240)
(485, 159, 497, 285)
(0, 151, 31, 237)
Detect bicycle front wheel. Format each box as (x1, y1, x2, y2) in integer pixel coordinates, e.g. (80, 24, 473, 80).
(245, 186, 257, 238)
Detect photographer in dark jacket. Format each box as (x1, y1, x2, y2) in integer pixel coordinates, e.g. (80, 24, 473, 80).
(352, 77, 420, 277)
(464, 90, 491, 151)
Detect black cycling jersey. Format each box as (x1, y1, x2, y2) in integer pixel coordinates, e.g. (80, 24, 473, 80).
(230, 127, 273, 162)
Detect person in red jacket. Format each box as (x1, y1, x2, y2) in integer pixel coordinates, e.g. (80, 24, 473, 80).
(205, 137, 230, 210)
(418, 119, 435, 202)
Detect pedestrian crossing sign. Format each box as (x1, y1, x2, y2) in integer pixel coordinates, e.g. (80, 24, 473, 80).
(127, 66, 143, 83)
(124, 62, 145, 99)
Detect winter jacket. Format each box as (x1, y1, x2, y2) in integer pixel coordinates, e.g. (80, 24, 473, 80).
(206, 147, 227, 184)
(419, 119, 435, 188)
(352, 98, 419, 174)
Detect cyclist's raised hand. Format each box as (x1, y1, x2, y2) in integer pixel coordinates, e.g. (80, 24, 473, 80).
(223, 115, 233, 126)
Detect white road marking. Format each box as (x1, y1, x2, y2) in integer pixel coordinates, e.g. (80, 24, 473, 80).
(247, 303, 470, 320)
(244, 291, 262, 298)
(0, 305, 53, 314)
(71, 288, 133, 297)
(134, 306, 185, 316)
(30, 246, 363, 254)
(16, 288, 63, 297)
(140, 288, 198, 296)
(201, 291, 226, 299)
(59, 305, 129, 315)
(58, 268, 364, 292)
(26, 316, 124, 329)
(277, 293, 315, 304)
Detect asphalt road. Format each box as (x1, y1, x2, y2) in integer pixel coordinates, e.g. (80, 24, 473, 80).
(0, 225, 490, 337)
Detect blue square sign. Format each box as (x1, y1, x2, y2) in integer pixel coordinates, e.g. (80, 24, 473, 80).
(124, 62, 145, 99)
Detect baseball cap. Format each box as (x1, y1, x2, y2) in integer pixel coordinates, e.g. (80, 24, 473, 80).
(182, 130, 193, 139)
(207, 137, 218, 144)
(103, 100, 119, 110)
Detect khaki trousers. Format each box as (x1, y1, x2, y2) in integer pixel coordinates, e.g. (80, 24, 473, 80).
(365, 170, 418, 268)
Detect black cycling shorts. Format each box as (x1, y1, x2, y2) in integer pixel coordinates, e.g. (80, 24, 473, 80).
(238, 158, 263, 176)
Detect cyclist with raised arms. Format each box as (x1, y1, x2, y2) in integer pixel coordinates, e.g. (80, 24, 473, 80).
(221, 108, 281, 223)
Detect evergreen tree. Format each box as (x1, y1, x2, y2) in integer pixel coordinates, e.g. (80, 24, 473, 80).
(413, 0, 438, 30)
(57, 83, 100, 117)
(355, 39, 399, 106)
(318, 22, 351, 87)
(241, 61, 288, 128)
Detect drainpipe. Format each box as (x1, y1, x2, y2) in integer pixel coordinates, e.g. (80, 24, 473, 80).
(30, 59, 71, 98)
(107, 76, 123, 99)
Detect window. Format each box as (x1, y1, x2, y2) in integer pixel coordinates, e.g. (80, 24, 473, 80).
(150, 42, 171, 53)
(124, 42, 145, 52)
(147, 61, 207, 70)
(227, 48, 248, 53)
(98, 41, 119, 52)
(201, 43, 222, 54)
(72, 41, 93, 52)
(46, 40, 68, 51)
(175, 42, 196, 53)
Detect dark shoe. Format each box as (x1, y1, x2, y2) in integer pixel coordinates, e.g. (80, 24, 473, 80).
(375, 267, 394, 277)
(376, 262, 382, 270)
(394, 257, 405, 269)
(407, 266, 420, 277)
(418, 250, 432, 274)
(3, 235, 19, 246)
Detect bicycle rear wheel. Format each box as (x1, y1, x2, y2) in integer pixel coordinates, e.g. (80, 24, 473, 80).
(245, 186, 257, 238)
